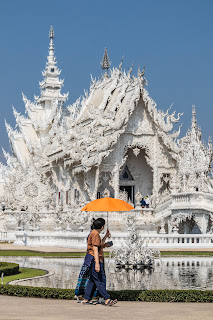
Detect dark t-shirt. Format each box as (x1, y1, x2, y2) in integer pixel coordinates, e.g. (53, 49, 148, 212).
(87, 229, 104, 262)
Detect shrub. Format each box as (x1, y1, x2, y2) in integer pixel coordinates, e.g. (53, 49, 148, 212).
(0, 262, 19, 276)
(109, 289, 213, 302)
(0, 285, 75, 299)
(0, 285, 213, 302)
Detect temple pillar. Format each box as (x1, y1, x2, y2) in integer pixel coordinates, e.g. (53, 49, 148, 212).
(56, 189, 60, 207)
(182, 174, 187, 192)
(70, 188, 75, 205)
(153, 134, 158, 196)
(194, 214, 208, 234)
(92, 167, 100, 200)
(201, 214, 209, 234)
(113, 163, 120, 199)
(68, 174, 74, 206)
(63, 172, 70, 207)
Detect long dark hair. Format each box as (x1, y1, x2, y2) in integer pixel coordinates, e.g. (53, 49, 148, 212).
(91, 218, 105, 230)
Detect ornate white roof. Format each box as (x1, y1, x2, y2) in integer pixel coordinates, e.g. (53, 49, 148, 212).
(48, 63, 183, 172)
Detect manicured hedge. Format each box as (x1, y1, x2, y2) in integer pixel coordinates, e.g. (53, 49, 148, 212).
(0, 285, 75, 299)
(0, 263, 19, 276)
(1, 285, 213, 302)
(109, 289, 213, 302)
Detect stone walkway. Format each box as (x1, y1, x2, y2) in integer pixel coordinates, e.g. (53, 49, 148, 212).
(0, 296, 213, 320)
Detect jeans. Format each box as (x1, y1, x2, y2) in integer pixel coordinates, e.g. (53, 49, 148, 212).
(84, 260, 110, 300)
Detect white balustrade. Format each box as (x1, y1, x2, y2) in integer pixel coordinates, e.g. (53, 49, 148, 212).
(0, 231, 15, 243)
(13, 230, 213, 249)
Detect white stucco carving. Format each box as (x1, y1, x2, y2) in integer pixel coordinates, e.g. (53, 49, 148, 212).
(0, 26, 213, 247)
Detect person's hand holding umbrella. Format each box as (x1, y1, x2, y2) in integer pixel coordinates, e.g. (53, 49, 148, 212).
(101, 228, 112, 248)
(81, 197, 134, 239)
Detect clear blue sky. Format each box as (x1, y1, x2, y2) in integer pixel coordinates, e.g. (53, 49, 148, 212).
(0, 0, 213, 163)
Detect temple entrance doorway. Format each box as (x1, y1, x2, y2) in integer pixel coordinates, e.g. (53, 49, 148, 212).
(178, 217, 202, 234)
(119, 185, 135, 204)
(119, 148, 153, 204)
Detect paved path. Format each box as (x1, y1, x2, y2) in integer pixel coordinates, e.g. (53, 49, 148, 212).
(0, 296, 213, 320)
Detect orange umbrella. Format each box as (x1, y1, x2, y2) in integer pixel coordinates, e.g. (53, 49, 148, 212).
(81, 197, 134, 229)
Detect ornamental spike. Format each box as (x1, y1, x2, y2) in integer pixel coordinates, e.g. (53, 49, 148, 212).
(137, 65, 141, 77)
(48, 25, 55, 54)
(208, 136, 212, 151)
(119, 56, 124, 71)
(142, 64, 145, 76)
(128, 61, 134, 76)
(49, 25, 54, 39)
(137, 64, 145, 78)
(100, 47, 111, 77)
(192, 105, 197, 130)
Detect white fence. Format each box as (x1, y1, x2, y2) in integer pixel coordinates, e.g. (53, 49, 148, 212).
(140, 234, 213, 248)
(14, 231, 213, 249)
(0, 231, 15, 243)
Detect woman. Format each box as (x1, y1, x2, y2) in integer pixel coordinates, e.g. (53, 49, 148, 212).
(81, 218, 117, 306)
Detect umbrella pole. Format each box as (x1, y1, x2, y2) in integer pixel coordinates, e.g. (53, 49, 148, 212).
(107, 211, 111, 238)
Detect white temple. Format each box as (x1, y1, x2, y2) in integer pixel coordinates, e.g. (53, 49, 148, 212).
(1, 26, 213, 248)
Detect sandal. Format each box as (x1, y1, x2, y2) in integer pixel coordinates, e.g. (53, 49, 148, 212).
(81, 300, 98, 305)
(105, 299, 118, 306)
(89, 300, 98, 305)
(81, 300, 91, 305)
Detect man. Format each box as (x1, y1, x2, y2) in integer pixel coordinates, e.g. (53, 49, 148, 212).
(145, 196, 150, 208)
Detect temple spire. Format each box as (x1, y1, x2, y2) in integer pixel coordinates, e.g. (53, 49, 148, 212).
(100, 47, 111, 77)
(191, 105, 197, 130)
(49, 25, 54, 40)
(46, 25, 57, 73)
(38, 26, 68, 105)
(48, 25, 55, 63)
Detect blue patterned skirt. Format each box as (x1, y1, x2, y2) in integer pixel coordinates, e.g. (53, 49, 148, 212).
(75, 253, 99, 297)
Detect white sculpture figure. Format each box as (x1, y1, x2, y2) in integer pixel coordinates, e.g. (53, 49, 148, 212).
(114, 227, 160, 267)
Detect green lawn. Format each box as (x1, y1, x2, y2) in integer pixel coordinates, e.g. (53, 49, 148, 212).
(2, 267, 47, 284)
(1, 249, 213, 258)
(0, 250, 86, 257)
(161, 251, 213, 256)
(0, 250, 110, 258)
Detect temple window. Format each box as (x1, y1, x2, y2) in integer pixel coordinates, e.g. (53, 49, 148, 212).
(74, 189, 79, 200)
(120, 165, 133, 181)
